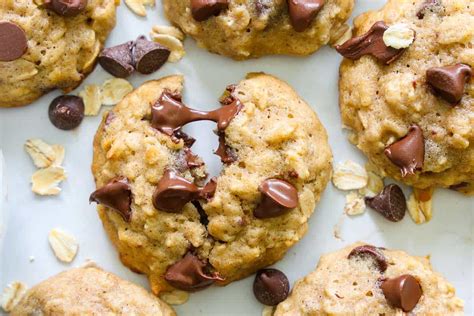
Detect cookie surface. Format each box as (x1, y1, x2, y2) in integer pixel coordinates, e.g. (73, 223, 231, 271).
(274, 243, 464, 315)
(338, 0, 474, 194)
(91, 73, 332, 293)
(11, 264, 175, 315)
(0, 0, 118, 107)
(162, 0, 354, 60)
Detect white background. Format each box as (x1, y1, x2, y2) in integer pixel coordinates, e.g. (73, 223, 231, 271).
(0, 1, 472, 315)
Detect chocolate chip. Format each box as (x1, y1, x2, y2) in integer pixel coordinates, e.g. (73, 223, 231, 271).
(365, 184, 407, 222)
(48, 95, 85, 130)
(253, 269, 290, 306)
(190, 0, 229, 22)
(287, 0, 325, 32)
(152, 170, 200, 213)
(199, 178, 217, 200)
(164, 253, 223, 291)
(385, 125, 425, 177)
(254, 179, 299, 219)
(183, 148, 204, 168)
(417, 0, 441, 19)
(98, 41, 135, 78)
(44, 0, 88, 16)
(89, 177, 133, 222)
(336, 21, 405, 64)
(174, 130, 196, 147)
(214, 133, 237, 164)
(381, 274, 422, 312)
(426, 63, 472, 104)
(348, 245, 388, 272)
(0, 22, 28, 62)
(133, 36, 170, 75)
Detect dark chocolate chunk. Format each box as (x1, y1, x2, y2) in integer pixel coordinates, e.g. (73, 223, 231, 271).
(254, 179, 299, 219)
(426, 63, 472, 104)
(48, 95, 85, 130)
(44, 0, 88, 17)
(152, 170, 200, 213)
(214, 133, 237, 164)
(164, 253, 223, 291)
(287, 0, 325, 32)
(174, 130, 196, 147)
(381, 274, 422, 312)
(253, 269, 290, 306)
(0, 21, 28, 62)
(98, 41, 135, 78)
(336, 21, 405, 64)
(89, 177, 133, 222)
(416, 0, 441, 19)
(348, 245, 388, 272)
(365, 184, 407, 222)
(133, 36, 170, 75)
(385, 125, 425, 177)
(190, 0, 229, 22)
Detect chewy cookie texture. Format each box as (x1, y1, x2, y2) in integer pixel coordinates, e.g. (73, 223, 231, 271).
(338, 0, 474, 194)
(163, 0, 354, 60)
(90, 73, 332, 294)
(0, 0, 118, 107)
(10, 264, 175, 315)
(275, 243, 464, 315)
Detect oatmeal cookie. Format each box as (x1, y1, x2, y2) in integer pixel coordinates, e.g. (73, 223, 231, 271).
(90, 73, 332, 294)
(0, 0, 118, 107)
(275, 243, 464, 315)
(338, 0, 474, 194)
(162, 0, 354, 60)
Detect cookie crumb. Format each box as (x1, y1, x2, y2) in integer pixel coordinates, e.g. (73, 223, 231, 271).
(262, 305, 275, 316)
(1, 281, 27, 312)
(159, 290, 189, 305)
(48, 228, 79, 263)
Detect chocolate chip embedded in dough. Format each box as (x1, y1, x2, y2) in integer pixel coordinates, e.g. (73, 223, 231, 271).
(365, 184, 407, 222)
(253, 268, 290, 306)
(254, 179, 299, 219)
(0, 21, 28, 62)
(348, 245, 388, 272)
(190, 0, 229, 22)
(44, 0, 88, 17)
(381, 274, 423, 312)
(426, 63, 472, 104)
(287, 0, 325, 32)
(89, 177, 133, 222)
(152, 170, 200, 213)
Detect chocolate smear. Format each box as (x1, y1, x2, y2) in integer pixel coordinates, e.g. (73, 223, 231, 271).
(214, 133, 237, 164)
(365, 184, 407, 222)
(254, 179, 299, 219)
(90, 177, 133, 222)
(0, 22, 28, 62)
(133, 36, 170, 75)
(253, 269, 290, 306)
(44, 0, 88, 17)
(98, 41, 135, 78)
(190, 0, 229, 22)
(287, 0, 325, 32)
(348, 245, 388, 272)
(184, 148, 204, 168)
(381, 274, 422, 312)
(199, 177, 217, 200)
(336, 21, 405, 64)
(426, 63, 472, 104)
(164, 252, 224, 291)
(385, 125, 425, 177)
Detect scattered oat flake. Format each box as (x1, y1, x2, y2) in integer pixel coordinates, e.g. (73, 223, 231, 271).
(332, 160, 368, 190)
(24, 139, 64, 169)
(159, 290, 190, 305)
(100, 78, 133, 106)
(359, 171, 384, 198)
(1, 281, 27, 312)
(48, 228, 78, 263)
(125, 0, 154, 17)
(407, 187, 434, 224)
(79, 84, 102, 116)
(150, 33, 185, 62)
(31, 166, 67, 196)
(383, 23, 415, 49)
(262, 305, 275, 316)
(152, 25, 185, 41)
(344, 192, 366, 216)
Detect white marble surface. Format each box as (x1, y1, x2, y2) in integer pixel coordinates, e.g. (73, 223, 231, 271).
(0, 1, 472, 315)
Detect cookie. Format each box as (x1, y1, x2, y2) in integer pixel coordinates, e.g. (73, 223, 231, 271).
(274, 243, 464, 315)
(11, 263, 176, 315)
(0, 0, 118, 107)
(338, 0, 474, 194)
(162, 0, 354, 60)
(90, 73, 332, 294)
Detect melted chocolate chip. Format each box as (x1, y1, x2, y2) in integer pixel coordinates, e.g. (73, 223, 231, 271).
(0, 22, 28, 62)
(44, 0, 88, 17)
(151, 92, 243, 136)
(417, 0, 441, 19)
(48, 95, 85, 130)
(190, 0, 229, 22)
(133, 36, 170, 74)
(98, 41, 134, 78)
(89, 177, 133, 222)
(287, 0, 325, 32)
(199, 177, 217, 200)
(385, 125, 425, 177)
(254, 179, 299, 219)
(214, 133, 237, 164)
(253, 269, 290, 306)
(348, 245, 388, 272)
(426, 63, 472, 104)
(365, 184, 407, 222)
(381, 275, 422, 312)
(336, 21, 405, 64)
(174, 130, 196, 147)
(152, 170, 200, 213)
(184, 148, 204, 168)
(164, 253, 223, 291)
